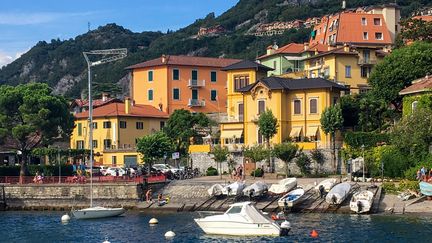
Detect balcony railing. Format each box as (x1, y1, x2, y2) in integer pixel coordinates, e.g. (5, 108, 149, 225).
(188, 79, 205, 88)
(224, 144, 244, 152)
(188, 99, 205, 107)
(221, 115, 244, 123)
(103, 144, 136, 152)
(358, 58, 377, 65)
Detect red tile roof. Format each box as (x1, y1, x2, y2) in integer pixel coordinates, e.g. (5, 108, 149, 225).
(412, 15, 432, 22)
(303, 46, 358, 60)
(72, 98, 120, 108)
(75, 101, 169, 119)
(125, 55, 241, 69)
(303, 43, 329, 53)
(399, 75, 432, 95)
(258, 43, 305, 59)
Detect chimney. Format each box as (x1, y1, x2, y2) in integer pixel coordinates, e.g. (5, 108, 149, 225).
(101, 92, 109, 102)
(266, 45, 275, 55)
(343, 43, 350, 52)
(161, 54, 166, 64)
(125, 97, 131, 114)
(303, 42, 309, 51)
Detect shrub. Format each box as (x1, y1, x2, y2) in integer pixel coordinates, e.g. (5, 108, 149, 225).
(206, 166, 218, 176)
(404, 166, 419, 180)
(398, 180, 419, 191)
(344, 131, 389, 149)
(382, 182, 397, 194)
(251, 168, 264, 177)
(296, 152, 312, 175)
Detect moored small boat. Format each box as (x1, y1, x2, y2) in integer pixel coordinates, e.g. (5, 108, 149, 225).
(315, 178, 338, 193)
(326, 182, 351, 205)
(243, 181, 268, 197)
(350, 190, 374, 214)
(222, 181, 246, 196)
(208, 184, 224, 197)
(72, 206, 126, 219)
(420, 182, 432, 196)
(278, 188, 305, 209)
(269, 178, 297, 194)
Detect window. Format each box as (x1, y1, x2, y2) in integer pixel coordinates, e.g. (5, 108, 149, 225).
(359, 87, 369, 94)
(257, 130, 264, 144)
(363, 50, 370, 61)
(173, 88, 180, 100)
(363, 32, 368, 40)
(103, 121, 111, 129)
(294, 99, 301, 114)
(192, 89, 198, 100)
(238, 103, 244, 122)
(191, 70, 198, 81)
(119, 121, 127, 129)
(210, 90, 217, 101)
(148, 70, 153, 82)
(412, 101, 418, 112)
(373, 18, 381, 26)
(258, 100, 265, 115)
(136, 122, 144, 130)
(361, 66, 372, 78)
(92, 140, 98, 149)
(173, 69, 179, 80)
(77, 123, 82, 136)
(361, 17, 367, 25)
(112, 156, 117, 165)
(211, 71, 217, 82)
(148, 89, 153, 101)
(345, 65, 351, 78)
(345, 85, 351, 95)
(234, 75, 250, 91)
(76, 140, 84, 149)
(375, 32, 383, 40)
(160, 121, 165, 129)
(103, 139, 112, 150)
(323, 67, 330, 78)
(226, 206, 242, 214)
(333, 97, 339, 105)
(92, 122, 97, 129)
(310, 99, 318, 114)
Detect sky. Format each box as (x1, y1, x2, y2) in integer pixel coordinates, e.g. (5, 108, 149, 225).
(0, 0, 239, 67)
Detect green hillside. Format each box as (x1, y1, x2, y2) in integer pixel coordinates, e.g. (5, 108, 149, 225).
(0, 0, 430, 98)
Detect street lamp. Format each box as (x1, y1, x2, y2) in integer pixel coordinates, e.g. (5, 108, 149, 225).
(83, 49, 127, 207)
(361, 144, 365, 182)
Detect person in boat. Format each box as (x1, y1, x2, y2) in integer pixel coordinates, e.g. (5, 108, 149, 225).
(146, 188, 153, 203)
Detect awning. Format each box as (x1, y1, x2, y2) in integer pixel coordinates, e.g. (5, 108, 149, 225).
(289, 127, 302, 137)
(221, 130, 243, 138)
(306, 126, 319, 137)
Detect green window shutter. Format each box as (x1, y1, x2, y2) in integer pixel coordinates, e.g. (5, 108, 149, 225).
(148, 90, 153, 100)
(148, 71, 153, 81)
(173, 69, 179, 80)
(211, 71, 217, 82)
(78, 123, 82, 136)
(192, 70, 198, 80)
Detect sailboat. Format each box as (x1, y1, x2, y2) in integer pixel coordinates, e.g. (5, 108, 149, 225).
(72, 50, 127, 219)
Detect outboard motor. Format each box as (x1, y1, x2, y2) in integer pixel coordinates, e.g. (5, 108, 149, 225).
(280, 220, 291, 236)
(249, 189, 255, 199)
(357, 201, 363, 213)
(331, 195, 337, 204)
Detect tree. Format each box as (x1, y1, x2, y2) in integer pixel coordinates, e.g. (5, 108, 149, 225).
(136, 132, 173, 172)
(397, 18, 432, 46)
(296, 152, 312, 175)
(368, 42, 432, 110)
(163, 109, 213, 157)
(272, 142, 300, 177)
(0, 83, 74, 183)
(320, 104, 343, 173)
(243, 145, 270, 163)
(310, 149, 325, 175)
(257, 109, 278, 148)
(210, 145, 229, 179)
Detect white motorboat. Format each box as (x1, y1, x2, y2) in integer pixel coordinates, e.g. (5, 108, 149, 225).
(243, 181, 268, 197)
(315, 178, 338, 193)
(72, 206, 126, 219)
(222, 181, 246, 196)
(278, 188, 305, 209)
(350, 190, 374, 214)
(194, 201, 291, 236)
(326, 182, 351, 205)
(268, 178, 297, 194)
(208, 184, 224, 197)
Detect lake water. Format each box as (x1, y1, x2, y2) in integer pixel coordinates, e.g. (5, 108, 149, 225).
(1, 211, 431, 242)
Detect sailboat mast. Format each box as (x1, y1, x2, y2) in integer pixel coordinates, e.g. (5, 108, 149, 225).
(88, 63, 93, 208)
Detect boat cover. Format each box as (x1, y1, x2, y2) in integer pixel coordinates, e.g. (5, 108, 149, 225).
(243, 181, 268, 197)
(269, 178, 297, 194)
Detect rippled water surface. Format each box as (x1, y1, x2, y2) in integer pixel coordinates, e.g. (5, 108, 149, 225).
(1, 211, 431, 242)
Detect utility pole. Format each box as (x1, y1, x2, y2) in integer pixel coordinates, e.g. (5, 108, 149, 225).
(361, 144, 365, 182)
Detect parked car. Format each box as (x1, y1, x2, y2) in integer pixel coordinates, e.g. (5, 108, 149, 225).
(105, 167, 126, 176)
(99, 166, 109, 176)
(85, 166, 102, 176)
(153, 164, 181, 173)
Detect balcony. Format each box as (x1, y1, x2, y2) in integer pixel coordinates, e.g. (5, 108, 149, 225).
(225, 144, 244, 152)
(188, 99, 205, 107)
(358, 57, 377, 65)
(188, 79, 205, 88)
(103, 144, 136, 152)
(221, 115, 244, 123)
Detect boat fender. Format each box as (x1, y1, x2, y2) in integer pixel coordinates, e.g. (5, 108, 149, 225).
(61, 214, 70, 223)
(280, 220, 291, 236)
(271, 214, 277, 220)
(165, 231, 176, 239)
(149, 218, 159, 224)
(311, 229, 319, 238)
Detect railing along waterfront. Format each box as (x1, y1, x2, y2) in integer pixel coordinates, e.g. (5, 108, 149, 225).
(0, 174, 166, 185)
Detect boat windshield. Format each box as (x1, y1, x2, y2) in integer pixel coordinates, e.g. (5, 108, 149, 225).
(226, 206, 242, 214)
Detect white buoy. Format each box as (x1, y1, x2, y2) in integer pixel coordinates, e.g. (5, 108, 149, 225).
(61, 214, 70, 223)
(280, 220, 291, 236)
(149, 218, 159, 224)
(165, 231, 176, 239)
(102, 237, 110, 243)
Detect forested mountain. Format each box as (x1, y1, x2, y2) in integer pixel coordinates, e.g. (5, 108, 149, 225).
(0, 0, 430, 98)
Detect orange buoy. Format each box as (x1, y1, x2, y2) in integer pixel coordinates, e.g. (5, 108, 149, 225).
(311, 229, 319, 238)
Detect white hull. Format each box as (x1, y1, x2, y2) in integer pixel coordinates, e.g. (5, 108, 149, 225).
(208, 184, 224, 197)
(243, 181, 268, 197)
(350, 190, 374, 214)
(72, 206, 126, 219)
(315, 178, 338, 193)
(221, 181, 246, 196)
(194, 220, 280, 236)
(278, 188, 305, 208)
(326, 182, 351, 205)
(269, 178, 297, 194)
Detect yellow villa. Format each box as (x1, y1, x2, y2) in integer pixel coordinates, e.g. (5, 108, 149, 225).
(220, 76, 348, 151)
(70, 98, 168, 166)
